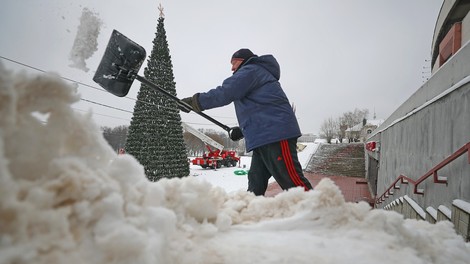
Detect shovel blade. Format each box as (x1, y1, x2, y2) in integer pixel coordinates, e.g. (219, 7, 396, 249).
(93, 30, 146, 97)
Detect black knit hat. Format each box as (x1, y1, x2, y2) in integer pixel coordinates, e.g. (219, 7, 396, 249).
(231, 48, 256, 61)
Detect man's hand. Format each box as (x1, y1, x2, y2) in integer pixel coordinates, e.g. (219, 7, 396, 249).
(229, 127, 244, 141)
(178, 94, 202, 113)
(178, 99, 192, 113)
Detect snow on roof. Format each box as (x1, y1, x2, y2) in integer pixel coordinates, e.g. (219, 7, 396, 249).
(367, 119, 384, 126)
(347, 123, 363, 132)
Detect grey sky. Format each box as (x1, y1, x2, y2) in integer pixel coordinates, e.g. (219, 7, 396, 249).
(0, 0, 443, 134)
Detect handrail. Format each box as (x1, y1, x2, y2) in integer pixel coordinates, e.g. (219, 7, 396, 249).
(376, 142, 470, 205)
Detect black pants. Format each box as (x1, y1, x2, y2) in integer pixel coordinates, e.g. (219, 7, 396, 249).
(247, 138, 313, 195)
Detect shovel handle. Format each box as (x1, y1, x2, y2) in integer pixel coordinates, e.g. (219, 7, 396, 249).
(135, 75, 231, 132)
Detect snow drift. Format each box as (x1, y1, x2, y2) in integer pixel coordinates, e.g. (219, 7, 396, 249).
(0, 65, 469, 264)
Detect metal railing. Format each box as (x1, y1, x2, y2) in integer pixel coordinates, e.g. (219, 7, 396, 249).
(375, 142, 470, 205)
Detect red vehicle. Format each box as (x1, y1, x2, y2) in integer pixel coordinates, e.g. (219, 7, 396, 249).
(184, 123, 240, 169)
(192, 146, 240, 169)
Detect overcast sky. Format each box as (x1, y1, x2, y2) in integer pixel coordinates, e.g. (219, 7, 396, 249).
(0, 0, 443, 134)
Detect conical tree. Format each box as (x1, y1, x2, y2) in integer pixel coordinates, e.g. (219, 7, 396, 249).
(125, 11, 189, 181)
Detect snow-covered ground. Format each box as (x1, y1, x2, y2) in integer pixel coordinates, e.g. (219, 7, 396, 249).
(190, 142, 319, 193)
(1, 66, 469, 264)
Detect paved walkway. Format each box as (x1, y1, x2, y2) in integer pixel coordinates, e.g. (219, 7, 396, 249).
(265, 172, 374, 206)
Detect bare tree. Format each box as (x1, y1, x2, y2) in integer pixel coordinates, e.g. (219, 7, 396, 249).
(338, 117, 348, 143)
(320, 117, 338, 144)
(183, 131, 205, 156)
(319, 108, 370, 143)
(102, 125, 128, 152)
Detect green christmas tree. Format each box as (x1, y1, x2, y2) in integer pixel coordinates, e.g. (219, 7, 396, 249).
(125, 10, 189, 181)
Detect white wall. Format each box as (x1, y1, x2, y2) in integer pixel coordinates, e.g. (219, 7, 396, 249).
(462, 11, 470, 47)
(370, 40, 470, 210)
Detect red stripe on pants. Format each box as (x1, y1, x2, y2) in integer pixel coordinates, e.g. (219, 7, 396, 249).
(281, 140, 306, 189)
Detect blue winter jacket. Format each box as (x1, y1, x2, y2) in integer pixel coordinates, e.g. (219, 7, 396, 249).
(197, 55, 301, 152)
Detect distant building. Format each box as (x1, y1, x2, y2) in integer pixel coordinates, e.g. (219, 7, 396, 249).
(298, 133, 318, 142)
(346, 119, 384, 142)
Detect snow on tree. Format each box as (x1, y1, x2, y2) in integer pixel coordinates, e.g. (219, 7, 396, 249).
(125, 12, 189, 181)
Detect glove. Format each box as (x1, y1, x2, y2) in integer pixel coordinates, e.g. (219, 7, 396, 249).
(178, 98, 192, 113)
(228, 127, 244, 141)
(178, 93, 202, 113)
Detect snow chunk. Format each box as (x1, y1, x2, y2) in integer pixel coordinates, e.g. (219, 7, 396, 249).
(69, 7, 102, 72)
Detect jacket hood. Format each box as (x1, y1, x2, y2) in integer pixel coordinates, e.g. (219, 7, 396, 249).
(244, 55, 280, 80)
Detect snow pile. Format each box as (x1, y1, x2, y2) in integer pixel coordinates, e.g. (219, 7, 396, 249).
(0, 67, 469, 264)
(68, 7, 102, 72)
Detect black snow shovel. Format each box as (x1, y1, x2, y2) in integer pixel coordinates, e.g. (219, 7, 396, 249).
(93, 30, 243, 141)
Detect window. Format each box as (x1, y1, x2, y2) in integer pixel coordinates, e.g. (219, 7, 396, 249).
(439, 22, 462, 67)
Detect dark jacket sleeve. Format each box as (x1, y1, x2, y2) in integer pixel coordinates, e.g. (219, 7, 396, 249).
(197, 66, 262, 110)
